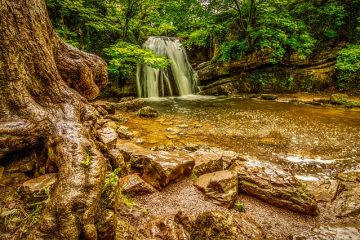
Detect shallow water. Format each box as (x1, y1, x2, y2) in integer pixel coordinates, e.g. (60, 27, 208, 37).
(126, 95, 360, 180)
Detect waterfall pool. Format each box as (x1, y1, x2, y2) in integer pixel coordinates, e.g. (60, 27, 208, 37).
(120, 95, 360, 180)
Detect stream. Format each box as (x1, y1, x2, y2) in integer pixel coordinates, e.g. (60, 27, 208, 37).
(125, 95, 360, 181)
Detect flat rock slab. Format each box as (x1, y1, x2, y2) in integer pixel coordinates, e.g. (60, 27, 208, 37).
(191, 150, 223, 176)
(142, 151, 195, 189)
(19, 173, 57, 201)
(191, 211, 265, 240)
(292, 222, 360, 240)
(98, 126, 118, 145)
(231, 160, 318, 215)
(194, 170, 238, 208)
(306, 180, 344, 202)
(117, 142, 153, 169)
(333, 187, 360, 218)
(119, 173, 156, 196)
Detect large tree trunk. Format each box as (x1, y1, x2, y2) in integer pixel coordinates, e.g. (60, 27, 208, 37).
(0, 0, 109, 239)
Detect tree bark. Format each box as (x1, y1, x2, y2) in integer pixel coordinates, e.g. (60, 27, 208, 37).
(0, 0, 109, 239)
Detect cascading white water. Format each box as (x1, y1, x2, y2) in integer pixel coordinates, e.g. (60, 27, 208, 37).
(136, 36, 197, 98)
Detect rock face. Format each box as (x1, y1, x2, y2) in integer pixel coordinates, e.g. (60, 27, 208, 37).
(146, 216, 190, 240)
(333, 187, 360, 218)
(191, 150, 223, 176)
(231, 161, 318, 215)
(119, 173, 156, 196)
(292, 222, 360, 240)
(190, 211, 265, 240)
(137, 106, 159, 118)
(142, 151, 195, 189)
(306, 180, 344, 202)
(194, 170, 238, 208)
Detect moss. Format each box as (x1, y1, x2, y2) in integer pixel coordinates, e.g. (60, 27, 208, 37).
(103, 168, 120, 193)
(330, 94, 349, 105)
(119, 193, 135, 208)
(234, 200, 246, 212)
(81, 147, 92, 167)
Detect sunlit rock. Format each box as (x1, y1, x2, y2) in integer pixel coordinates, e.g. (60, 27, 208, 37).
(142, 151, 194, 189)
(230, 160, 318, 215)
(191, 150, 223, 176)
(119, 173, 156, 196)
(333, 187, 360, 218)
(194, 170, 238, 208)
(19, 173, 57, 202)
(98, 126, 118, 145)
(336, 171, 360, 182)
(117, 125, 134, 140)
(117, 142, 152, 169)
(146, 215, 190, 240)
(305, 179, 344, 202)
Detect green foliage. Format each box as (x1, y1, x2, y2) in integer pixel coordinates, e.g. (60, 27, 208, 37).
(234, 200, 245, 212)
(105, 41, 170, 80)
(103, 168, 120, 193)
(81, 147, 92, 167)
(335, 44, 360, 90)
(219, 40, 248, 62)
(119, 193, 136, 208)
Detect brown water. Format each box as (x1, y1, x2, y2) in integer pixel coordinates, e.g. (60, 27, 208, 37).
(123, 95, 360, 181)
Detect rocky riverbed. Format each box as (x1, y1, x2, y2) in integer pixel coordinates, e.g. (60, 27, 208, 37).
(1, 95, 359, 239)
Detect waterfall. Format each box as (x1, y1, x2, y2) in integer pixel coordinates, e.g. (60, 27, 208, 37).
(136, 36, 197, 98)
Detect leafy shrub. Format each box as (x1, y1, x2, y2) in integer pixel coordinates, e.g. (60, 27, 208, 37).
(335, 44, 360, 90)
(219, 40, 248, 62)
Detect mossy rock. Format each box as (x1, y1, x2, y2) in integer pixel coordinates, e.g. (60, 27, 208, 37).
(330, 94, 349, 105)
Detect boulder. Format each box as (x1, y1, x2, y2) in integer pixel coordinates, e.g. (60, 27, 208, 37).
(306, 180, 344, 202)
(230, 161, 318, 215)
(336, 171, 360, 182)
(333, 187, 360, 218)
(209, 147, 246, 170)
(292, 222, 360, 240)
(146, 216, 190, 240)
(117, 125, 134, 140)
(19, 173, 57, 202)
(261, 94, 278, 100)
(98, 127, 118, 145)
(117, 143, 153, 169)
(190, 211, 265, 240)
(115, 98, 145, 112)
(119, 173, 156, 196)
(194, 170, 238, 208)
(137, 106, 159, 118)
(191, 150, 223, 176)
(142, 151, 195, 189)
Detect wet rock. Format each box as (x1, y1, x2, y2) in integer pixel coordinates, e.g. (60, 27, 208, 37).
(146, 216, 190, 240)
(97, 209, 117, 240)
(209, 147, 246, 170)
(306, 180, 344, 202)
(261, 94, 278, 100)
(194, 170, 238, 208)
(115, 98, 145, 112)
(184, 143, 201, 152)
(137, 106, 159, 118)
(190, 211, 265, 240)
(4, 153, 36, 173)
(0, 173, 30, 187)
(191, 150, 223, 176)
(333, 187, 360, 218)
(292, 222, 360, 240)
(96, 105, 109, 116)
(19, 173, 57, 202)
(336, 171, 360, 182)
(93, 101, 116, 115)
(98, 127, 118, 145)
(117, 125, 134, 140)
(330, 94, 349, 105)
(119, 173, 156, 196)
(142, 151, 195, 189)
(118, 143, 152, 169)
(230, 161, 318, 215)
